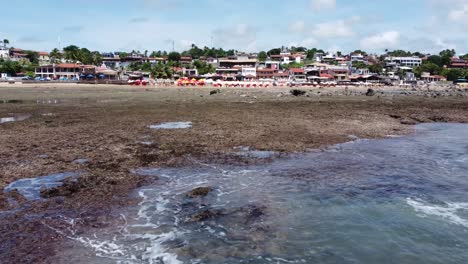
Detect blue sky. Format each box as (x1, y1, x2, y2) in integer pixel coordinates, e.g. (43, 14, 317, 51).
(2, 0, 468, 54)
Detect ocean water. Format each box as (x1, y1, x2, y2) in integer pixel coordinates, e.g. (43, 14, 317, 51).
(52, 123, 468, 264)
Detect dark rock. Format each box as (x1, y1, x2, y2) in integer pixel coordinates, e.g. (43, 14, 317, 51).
(400, 118, 418, 125)
(428, 116, 449, 122)
(210, 89, 221, 95)
(290, 89, 307, 96)
(186, 187, 213, 198)
(190, 209, 222, 222)
(366, 89, 376, 97)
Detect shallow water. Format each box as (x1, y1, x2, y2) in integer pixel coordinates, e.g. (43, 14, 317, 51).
(0, 114, 31, 124)
(4, 172, 79, 201)
(53, 124, 468, 263)
(149, 122, 192, 130)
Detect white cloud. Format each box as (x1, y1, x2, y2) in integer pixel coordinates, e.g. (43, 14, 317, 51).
(288, 38, 318, 48)
(311, 19, 357, 38)
(360, 31, 400, 50)
(289, 21, 305, 33)
(212, 24, 257, 50)
(448, 4, 468, 24)
(310, 0, 336, 10)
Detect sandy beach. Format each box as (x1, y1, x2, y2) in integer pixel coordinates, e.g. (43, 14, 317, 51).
(1, 83, 468, 262)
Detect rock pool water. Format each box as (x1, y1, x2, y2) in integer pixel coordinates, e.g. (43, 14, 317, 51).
(149, 122, 192, 130)
(5, 172, 79, 201)
(0, 114, 31, 124)
(52, 124, 468, 264)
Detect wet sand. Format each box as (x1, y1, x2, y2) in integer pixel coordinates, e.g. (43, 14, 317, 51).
(1, 84, 468, 262)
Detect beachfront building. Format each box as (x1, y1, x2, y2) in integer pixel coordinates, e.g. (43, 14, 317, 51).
(34, 63, 97, 79)
(385, 56, 422, 68)
(421, 72, 447, 82)
(256, 68, 276, 79)
(183, 68, 198, 76)
(216, 57, 257, 80)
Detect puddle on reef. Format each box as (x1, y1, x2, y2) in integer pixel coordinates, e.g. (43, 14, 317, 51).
(149, 122, 193, 130)
(4, 172, 79, 201)
(0, 114, 32, 124)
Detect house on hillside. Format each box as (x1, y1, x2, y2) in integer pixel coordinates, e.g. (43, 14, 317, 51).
(450, 58, 468, 69)
(38, 52, 50, 65)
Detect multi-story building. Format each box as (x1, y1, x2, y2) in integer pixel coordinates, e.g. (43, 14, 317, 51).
(350, 53, 365, 63)
(385, 56, 422, 67)
(241, 67, 256, 78)
(35, 63, 85, 79)
(450, 58, 468, 69)
(38, 52, 50, 65)
(216, 57, 257, 79)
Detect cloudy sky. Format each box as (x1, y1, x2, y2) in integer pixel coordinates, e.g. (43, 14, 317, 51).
(1, 0, 467, 54)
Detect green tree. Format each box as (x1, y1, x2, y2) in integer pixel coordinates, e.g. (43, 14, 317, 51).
(442, 68, 463, 81)
(150, 63, 173, 79)
(426, 55, 443, 67)
(352, 61, 367, 69)
(352, 50, 368, 56)
(386, 50, 412, 57)
(306, 48, 325, 60)
(267, 48, 281, 56)
(369, 64, 383, 74)
(63, 45, 80, 62)
(0, 60, 22, 75)
(192, 60, 215, 75)
(24, 50, 39, 65)
(439, 49, 456, 58)
(168, 52, 181, 62)
(49, 48, 62, 63)
(258, 51, 268, 62)
(414, 62, 442, 77)
(281, 62, 304, 69)
(90, 51, 102, 65)
(440, 49, 456, 67)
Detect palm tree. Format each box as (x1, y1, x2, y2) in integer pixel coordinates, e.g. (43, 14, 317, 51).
(49, 48, 62, 63)
(2, 39, 8, 49)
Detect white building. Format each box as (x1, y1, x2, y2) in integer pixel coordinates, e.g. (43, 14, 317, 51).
(0, 45, 9, 59)
(241, 67, 256, 77)
(350, 53, 365, 63)
(385, 57, 422, 67)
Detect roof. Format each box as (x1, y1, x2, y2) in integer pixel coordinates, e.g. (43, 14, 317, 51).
(57, 63, 80, 68)
(219, 59, 257, 63)
(38, 52, 49, 56)
(256, 68, 275, 72)
(320, 73, 334, 79)
(12, 53, 27, 57)
(290, 68, 305, 74)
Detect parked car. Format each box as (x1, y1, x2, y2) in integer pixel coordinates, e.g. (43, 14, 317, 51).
(22, 76, 34, 80)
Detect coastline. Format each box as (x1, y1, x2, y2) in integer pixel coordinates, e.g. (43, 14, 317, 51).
(1, 84, 468, 262)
